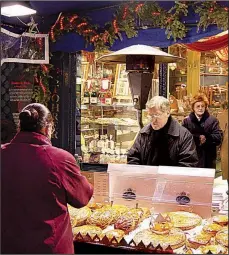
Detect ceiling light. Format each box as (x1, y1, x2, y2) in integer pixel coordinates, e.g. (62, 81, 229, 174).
(1, 4, 36, 17)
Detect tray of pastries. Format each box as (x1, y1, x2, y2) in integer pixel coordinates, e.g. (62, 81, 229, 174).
(69, 203, 228, 254)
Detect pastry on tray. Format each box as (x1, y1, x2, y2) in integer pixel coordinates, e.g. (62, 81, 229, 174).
(100, 229, 125, 242)
(114, 214, 136, 234)
(103, 204, 129, 215)
(186, 232, 212, 249)
(150, 221, 174, 235)
(213, 215, 228, 226)
(139, 207, 151, 220)
(87, 202, 104, 210)
(215, 227, 228, 247)
(202, 223, 223, 236)
(68, 206, 92, 227)
(73, 225, 102, 239)
(133, 228, 186, 249)
(199, 244, 228, 254)
(123, 210, 142, 226)
(86, 209, 114, 229)
(162, 211, 202, 230)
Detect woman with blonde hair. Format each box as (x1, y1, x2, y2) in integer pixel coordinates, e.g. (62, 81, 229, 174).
(182, 93, 223, 169)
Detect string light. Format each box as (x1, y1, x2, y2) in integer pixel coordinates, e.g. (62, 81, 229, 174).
(152, 12, 160, 16)
(77, 22, 87, 28)
(135, 3, 144, 12)
(70, 15, 78, 23)
(122, 6, 128, 19)
(91, 35, 99, 42)
(113, 19, 119, 34)
(60, 16, 64, 30)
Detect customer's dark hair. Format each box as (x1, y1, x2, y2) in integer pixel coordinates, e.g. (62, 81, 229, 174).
(19, 103, 53, 132)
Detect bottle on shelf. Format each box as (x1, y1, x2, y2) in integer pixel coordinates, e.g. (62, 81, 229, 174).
(83, 89, 90, 104)
(90, 90, 98, 104)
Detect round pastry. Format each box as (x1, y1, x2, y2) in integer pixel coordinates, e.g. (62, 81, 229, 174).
(73, 225, 102, 240)
(133, 228, 186, 250)
(213, 215, 228, 226)
(68, 206, 92, 227)
(199, 244, 228, 254)
(103, 204, 129, 215)
(215, 228, 228, 247)
(203, 223, 222, 236)
(86, 209, 114, 229)
(114, 214, 136, 234)
(100, 229, 125, 242)
(123, 210, 141, 226)
(162, 211, 202, 230)
(150, 222, 174, 235)
(187, 232, 212, 249)
(87, 202, 104, 210)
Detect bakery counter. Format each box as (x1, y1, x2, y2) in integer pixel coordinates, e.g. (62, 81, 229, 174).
(69, 203, 228, 254)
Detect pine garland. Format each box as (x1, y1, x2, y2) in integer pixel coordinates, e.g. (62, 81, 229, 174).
(49, 1, 228, 51)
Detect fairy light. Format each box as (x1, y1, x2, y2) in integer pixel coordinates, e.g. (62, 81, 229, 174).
(60, 16, 64, 30)
(152, 12, 160, 16)
(135, 3, 144, 12)
(39, 79, 46, 94)
(77, 22, 87, 28)
(41, 64, 48, 73)
(113, 19, 119, 34)
(122, 6, 128, 19)
(91, 35, 99, 42)
(70, 15, 78, 23)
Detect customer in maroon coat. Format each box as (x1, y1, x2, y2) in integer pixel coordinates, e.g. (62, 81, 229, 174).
(1, 103, 93, 254)
(182, 93, 223, 169)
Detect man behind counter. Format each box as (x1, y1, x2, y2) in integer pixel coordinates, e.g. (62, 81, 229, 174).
(127, 96, 198, 167)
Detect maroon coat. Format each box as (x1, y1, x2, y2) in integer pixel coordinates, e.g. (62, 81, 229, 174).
(1, 132, 93, 254)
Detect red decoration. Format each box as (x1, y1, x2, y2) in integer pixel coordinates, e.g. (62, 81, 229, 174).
(39, 79, 46, 94)
(122, 6, 128, 19)
(224, 7, 228, 11)
(77, 22, 87, 28)
(135, 3, 144, 13)
(113, 19, 119, 34)
(102, 30, 109, 43)
(91, 35, 99, 42)
(41, 64, 49, 73)
(185, 33, 228, 51)
(60, 16, 64, 30)
(152, 12, 160, 16)
(70, 15, 78, 23)
(50, 25, 55, 41)
(209, 8, 214, 13)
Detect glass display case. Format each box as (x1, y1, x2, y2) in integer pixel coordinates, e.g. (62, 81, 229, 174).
(79, 52, 159, 165)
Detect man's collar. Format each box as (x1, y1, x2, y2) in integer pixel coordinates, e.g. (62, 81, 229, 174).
(140, 116, 179, 137)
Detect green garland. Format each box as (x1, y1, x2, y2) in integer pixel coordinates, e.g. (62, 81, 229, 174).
(25, 64, 52, 106)
(49, 1, 228, 52)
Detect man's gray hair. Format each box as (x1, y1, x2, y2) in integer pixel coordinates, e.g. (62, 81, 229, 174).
(146, 96, 170, 112)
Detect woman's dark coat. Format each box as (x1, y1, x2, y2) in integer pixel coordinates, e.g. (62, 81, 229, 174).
(182, 111, 223, 168)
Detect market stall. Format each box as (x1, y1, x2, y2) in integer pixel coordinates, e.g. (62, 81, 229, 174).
(69, 164, 228, 254)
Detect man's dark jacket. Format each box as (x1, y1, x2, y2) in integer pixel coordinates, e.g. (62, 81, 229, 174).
(127, 116, 198, 167)
(182, 111, 223, 169)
